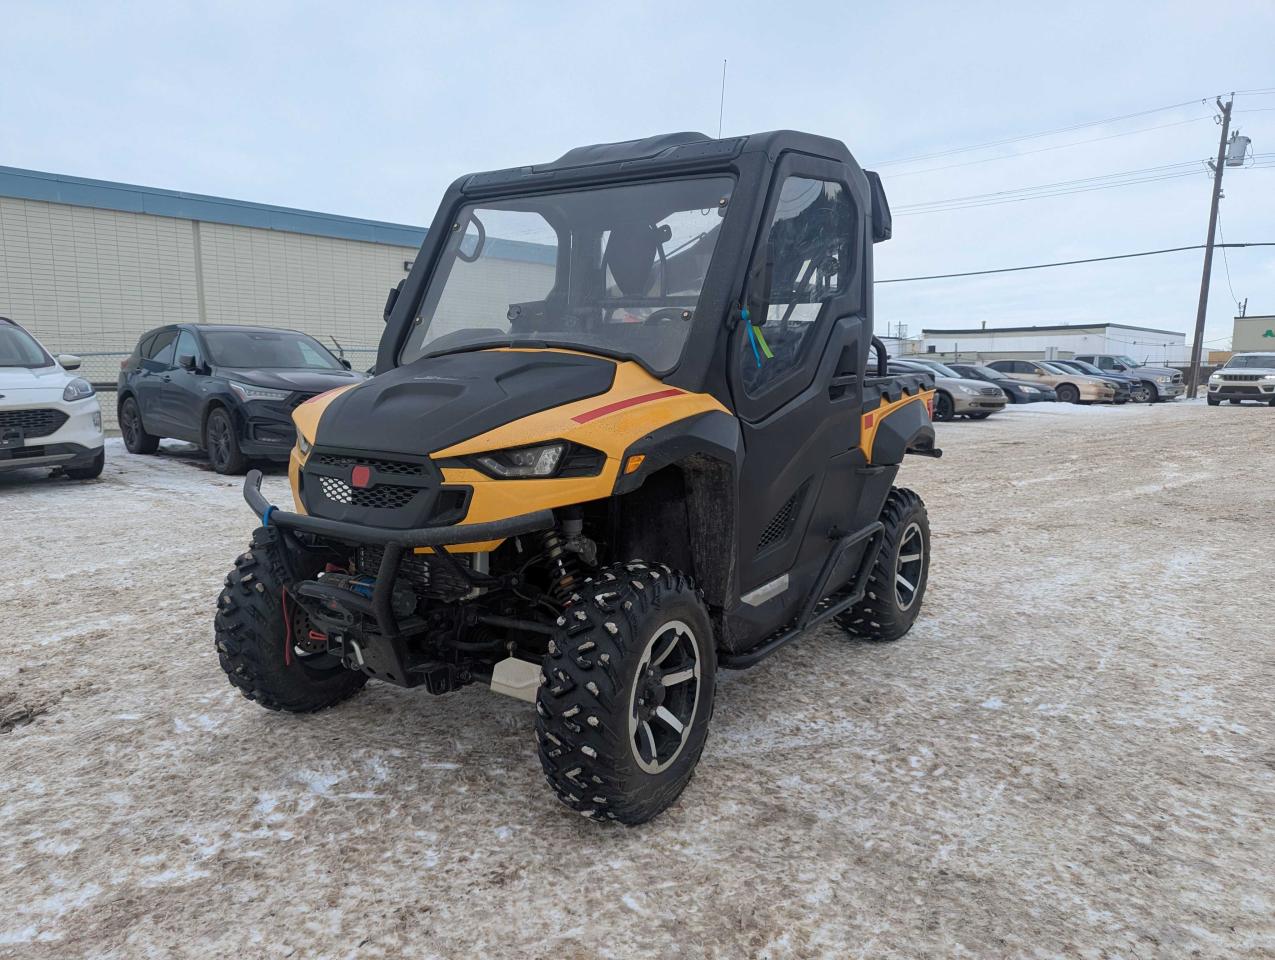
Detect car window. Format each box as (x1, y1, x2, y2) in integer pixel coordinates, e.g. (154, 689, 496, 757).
(741, 176, 855, 395)
(174, 330, 203, 367)
(145, 330, 179, 368)
(1096, 356, 1114, 370)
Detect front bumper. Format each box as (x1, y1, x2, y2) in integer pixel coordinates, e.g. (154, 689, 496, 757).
(1209, 382, 1275, 401)
(1153, 382, 1186, 399)
(952, 393, 1007, 414)
(0, 396, 103, 471)
(234, 401, 303, 460)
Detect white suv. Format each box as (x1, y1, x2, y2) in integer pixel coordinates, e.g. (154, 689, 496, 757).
(1208, 352, 1275, 407)
(0, 317, 105, 479)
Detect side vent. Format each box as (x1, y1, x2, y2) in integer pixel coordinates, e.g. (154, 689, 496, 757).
(756, 480, 810, 556)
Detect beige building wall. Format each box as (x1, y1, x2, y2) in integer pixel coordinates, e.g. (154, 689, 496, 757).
(0, 196, 417, 360)
(1232, 315, 1275, 353)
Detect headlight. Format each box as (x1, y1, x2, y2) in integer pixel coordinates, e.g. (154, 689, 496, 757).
(1263, 374, 1275, 381)
(954, 383, 978, 395)
(1155, 375, 1171, 383)
(1020, 386, 1040, 394)
(295, 429, 312, 456)
(62, 377, 94, 401)
(1209, 373, 1223, 382)
(229, 380, 290, 403)
(472, 442, 565, 478)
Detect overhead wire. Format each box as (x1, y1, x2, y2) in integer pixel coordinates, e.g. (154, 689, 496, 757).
(875, 243, 1275, 284)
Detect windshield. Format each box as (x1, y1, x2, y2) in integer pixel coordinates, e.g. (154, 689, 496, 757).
(976, 366, 1007, 380)
(1041, 362, 1072, 374)
(0, 323, 54, 368)
(1068, 360, 1105, 375)
(1226, 354, 1275, 369)
(399, 176, 735, 372)
(204, 330, 343, 370)
(917, 360, 962, 378)
(1115, 355, 1141, 368)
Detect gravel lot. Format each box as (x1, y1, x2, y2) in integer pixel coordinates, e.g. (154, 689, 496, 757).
(2, 400, 1273, 959)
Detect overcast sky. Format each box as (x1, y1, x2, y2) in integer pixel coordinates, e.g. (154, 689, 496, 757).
(3, 1, 1272, 349)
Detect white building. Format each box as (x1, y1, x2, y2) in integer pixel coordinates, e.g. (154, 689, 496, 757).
(917, 323, 1189, 365)
(1232, 314, 1275, 353)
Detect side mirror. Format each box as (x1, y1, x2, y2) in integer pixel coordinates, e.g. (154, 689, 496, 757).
(339, 358, 352, 370)
(383, 279, 404, 324)
(178, 354, 198, 372)
(56, 353, 81, 370)
(865, 170, 893, 243)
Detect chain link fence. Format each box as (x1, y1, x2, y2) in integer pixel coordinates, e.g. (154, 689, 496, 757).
(75, 347, 380, 435)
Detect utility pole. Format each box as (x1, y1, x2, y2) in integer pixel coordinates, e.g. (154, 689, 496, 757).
(1186, 96, 1232, 397)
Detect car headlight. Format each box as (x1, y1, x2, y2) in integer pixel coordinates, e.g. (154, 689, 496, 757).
(1263, 374, 1275, 381)
(228, 380, 290, 403)
(295, 428, 312, 456)
(1209, 373, 1223, 382)
(1020, 386, 1040, 394)
(1155, 375, 1171, 383)
(471, 442, 566, 478)
(954, 383, 978, 395)
(62, 377, 95, 401)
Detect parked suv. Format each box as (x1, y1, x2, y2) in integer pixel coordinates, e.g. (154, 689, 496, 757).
(118, 324, 365, 474)
(0, 316, 104, 479)
(891, 359, 1007, 420)
(1072, 353, 1184, 403)
(987, 359, 1115, 404)
(1207, 352, 1275, 406)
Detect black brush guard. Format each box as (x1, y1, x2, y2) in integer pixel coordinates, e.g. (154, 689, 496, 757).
(243, 469, 555, 641)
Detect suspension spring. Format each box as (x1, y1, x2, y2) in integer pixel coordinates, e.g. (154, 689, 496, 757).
(541, 529, 583, 604)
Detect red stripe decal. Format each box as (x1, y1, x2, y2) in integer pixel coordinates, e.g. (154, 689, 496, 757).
(571, 388, 685, 424)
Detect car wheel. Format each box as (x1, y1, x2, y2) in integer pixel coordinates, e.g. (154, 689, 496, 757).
(1141, 382, 1160, 403)
(1055, 383, 1080, 404)
(968, 411, 992, 419)
(1207, 395, 1220, 406)
(933, 391, 955, 422)
(119, 397, 159, 454)
(1129, 383, 1152, 403)
(835, 487, 930, 642)
(206, 408, 248, 475)
(536, 562, 716, 824)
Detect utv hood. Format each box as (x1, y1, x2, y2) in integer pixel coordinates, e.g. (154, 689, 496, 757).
(313, 350, 616, 455)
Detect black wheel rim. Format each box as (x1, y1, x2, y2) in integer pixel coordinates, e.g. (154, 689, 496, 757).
(894, 522, 925, 611)
(209, 416, 231, 469)
(936, 395, 953, 420)
(628, 620, 701, 774)
(121, 403, 139, 447)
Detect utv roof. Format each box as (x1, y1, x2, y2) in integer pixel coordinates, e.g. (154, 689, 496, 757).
(463, 130, 862, 195)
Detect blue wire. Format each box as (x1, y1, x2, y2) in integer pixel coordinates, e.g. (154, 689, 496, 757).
(746, 324, 762, 368)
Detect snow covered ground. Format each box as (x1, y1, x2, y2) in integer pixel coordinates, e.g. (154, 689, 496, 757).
(2, 401, 1273, 958)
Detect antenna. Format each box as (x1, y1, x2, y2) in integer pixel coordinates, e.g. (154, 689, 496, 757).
(717, 60, 727, 138)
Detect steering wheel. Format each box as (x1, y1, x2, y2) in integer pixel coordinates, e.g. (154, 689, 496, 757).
(643, 307, 689, 326)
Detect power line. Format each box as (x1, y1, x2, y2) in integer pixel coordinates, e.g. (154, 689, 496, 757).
(875, 242, 1275, 284)
(1216, 211, 1240, 309)
(873, 97, 1211, 166)
(893, 159, 1207, 213)
(895, 170, 1207, 216)
(881, 115, 1213, 179)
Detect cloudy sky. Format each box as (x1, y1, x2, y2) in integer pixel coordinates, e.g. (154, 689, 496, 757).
(3, 1, 1272, 348)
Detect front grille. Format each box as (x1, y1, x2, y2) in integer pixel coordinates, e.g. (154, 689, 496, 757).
(0, 408, 67, 438)
(318, 475, 419, 510)
(1171, 373, 1183, 384)
(314, 452, 426, 477)
(979, 387, 1002, 396)
(1222, 374, 1262, 382)
(1222, 385, 1262, 396)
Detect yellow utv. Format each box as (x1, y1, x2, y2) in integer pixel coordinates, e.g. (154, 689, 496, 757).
(216, 131, 939, 824)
